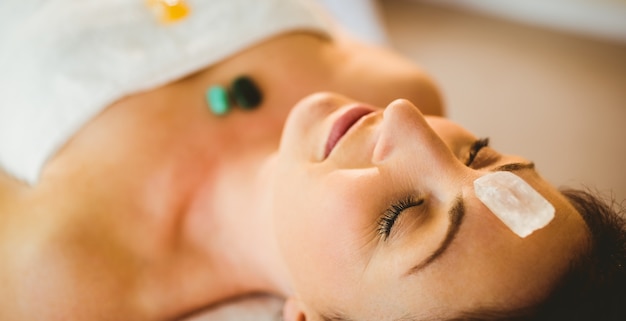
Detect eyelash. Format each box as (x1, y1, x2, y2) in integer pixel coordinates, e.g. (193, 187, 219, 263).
(377, 195, 424, 239)
(466, 137, 490, 167)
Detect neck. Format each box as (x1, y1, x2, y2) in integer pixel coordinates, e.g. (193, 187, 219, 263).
(239, 152, 293, 296)
(185, 142, 293, 298)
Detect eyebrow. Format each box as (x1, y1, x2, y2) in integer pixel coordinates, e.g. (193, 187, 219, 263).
(404, 161, 537, 276)
(490, 161, 535, 172)
(405, 194, 465, 276)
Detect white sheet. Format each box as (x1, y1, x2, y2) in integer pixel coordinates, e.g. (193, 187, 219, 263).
(181, 295, 283, 321)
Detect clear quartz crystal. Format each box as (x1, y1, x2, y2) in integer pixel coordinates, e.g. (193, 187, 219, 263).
(474, 171, 555, 238)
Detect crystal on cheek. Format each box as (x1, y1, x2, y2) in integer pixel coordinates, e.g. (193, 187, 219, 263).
(474, 172, 555, 238)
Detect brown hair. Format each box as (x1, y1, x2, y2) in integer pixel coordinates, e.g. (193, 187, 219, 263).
(437, 189, 626, 321)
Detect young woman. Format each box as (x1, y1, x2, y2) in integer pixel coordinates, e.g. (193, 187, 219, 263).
(0, 1, 623, 320)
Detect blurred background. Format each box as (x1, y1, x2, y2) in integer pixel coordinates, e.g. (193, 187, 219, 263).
(321, 0, 626, 204)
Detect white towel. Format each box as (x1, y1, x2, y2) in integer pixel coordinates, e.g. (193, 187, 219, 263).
(0, 0, 331, 184)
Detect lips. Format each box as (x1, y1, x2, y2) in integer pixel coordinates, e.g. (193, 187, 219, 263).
(324, 106, 375, 158)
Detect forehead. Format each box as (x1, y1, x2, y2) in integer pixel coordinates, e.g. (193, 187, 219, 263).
(346, 177, 587, 319)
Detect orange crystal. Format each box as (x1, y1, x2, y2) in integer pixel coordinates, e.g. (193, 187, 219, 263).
(147, 0, 190, 24)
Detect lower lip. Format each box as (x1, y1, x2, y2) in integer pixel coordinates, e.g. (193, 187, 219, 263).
(324, 106, 374, 158)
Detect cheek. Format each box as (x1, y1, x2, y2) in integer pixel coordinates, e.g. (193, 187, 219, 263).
(272, 168, 378, 294)
(274, 180, 365, 264)
(424, 117, 476, 156)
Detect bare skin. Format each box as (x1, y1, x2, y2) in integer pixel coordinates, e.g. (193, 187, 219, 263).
(0, 32, 442, 320)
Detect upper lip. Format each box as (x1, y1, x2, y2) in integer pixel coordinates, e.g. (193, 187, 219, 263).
(324, 105, 375, 158)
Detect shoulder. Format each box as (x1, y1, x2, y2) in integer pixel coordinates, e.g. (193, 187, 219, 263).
(0, 169, 25, 203)
(0, 185, 142, 319)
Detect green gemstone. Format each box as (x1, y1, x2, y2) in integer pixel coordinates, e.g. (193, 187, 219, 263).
(207, 85, 230, 116)
(232, 76, 262, 109)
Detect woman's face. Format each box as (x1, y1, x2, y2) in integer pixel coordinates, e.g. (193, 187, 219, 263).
(271, 93, 589, 320)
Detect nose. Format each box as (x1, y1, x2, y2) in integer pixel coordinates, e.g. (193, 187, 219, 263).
(373, 99, 467, 183)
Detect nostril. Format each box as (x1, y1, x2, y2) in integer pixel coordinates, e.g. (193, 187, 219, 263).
(372, 116, 394, 164)
(372, 100, 416, 161)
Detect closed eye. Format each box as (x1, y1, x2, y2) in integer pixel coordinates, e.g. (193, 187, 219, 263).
(378, 195, 424, 240)
(466, 137, 489, 167)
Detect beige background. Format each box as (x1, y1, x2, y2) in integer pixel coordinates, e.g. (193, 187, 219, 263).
(380, 0, 626, 204)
